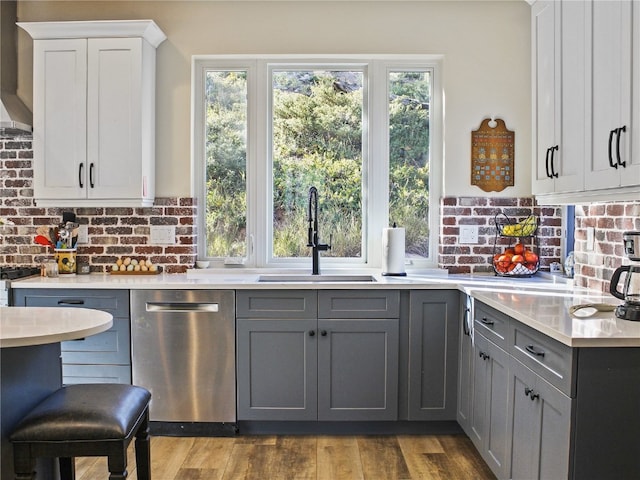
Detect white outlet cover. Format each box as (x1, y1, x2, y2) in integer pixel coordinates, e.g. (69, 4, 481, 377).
(77, 224, 89, 244)
(460, 225, 479, 244)
(150, 226, 176, 244)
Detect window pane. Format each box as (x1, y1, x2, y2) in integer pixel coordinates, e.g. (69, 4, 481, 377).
(204, 70, 247, 258)
(271, 70, 364, 258)
(388, 71, 430, 258)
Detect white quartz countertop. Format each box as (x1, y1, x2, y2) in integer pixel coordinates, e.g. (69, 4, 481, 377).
(10, 270, 640, 347)
(0, 306, 113, 348)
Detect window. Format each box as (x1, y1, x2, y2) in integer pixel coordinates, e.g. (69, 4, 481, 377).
(193, 56, 442, 270)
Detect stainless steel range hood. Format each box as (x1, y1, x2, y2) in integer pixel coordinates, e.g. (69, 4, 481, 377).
(0, 1, 32, 137)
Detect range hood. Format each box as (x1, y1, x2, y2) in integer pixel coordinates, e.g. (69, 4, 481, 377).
(0, 0, 32, 136)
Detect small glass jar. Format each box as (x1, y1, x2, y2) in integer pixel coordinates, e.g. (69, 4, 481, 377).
(44, 259, 58, 278)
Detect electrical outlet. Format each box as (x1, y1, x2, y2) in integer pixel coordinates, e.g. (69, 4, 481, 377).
(459, 225, 479, 244)
(150, 226, 176, 245)
(77, 224, 89, 244)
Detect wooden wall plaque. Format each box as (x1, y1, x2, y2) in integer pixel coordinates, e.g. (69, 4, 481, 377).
(471, 118, 514, 192)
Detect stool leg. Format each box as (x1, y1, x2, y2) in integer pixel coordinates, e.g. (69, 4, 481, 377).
(134, 408, 151, 480)
(13, 443, 35, 480)
(107, 451, 128, 480)
(59, 457, 76, 480)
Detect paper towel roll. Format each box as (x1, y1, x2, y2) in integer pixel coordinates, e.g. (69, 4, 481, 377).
(382, 227, 406, 276)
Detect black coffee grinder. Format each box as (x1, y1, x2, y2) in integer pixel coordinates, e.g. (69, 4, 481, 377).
(610, 231, 640, 321)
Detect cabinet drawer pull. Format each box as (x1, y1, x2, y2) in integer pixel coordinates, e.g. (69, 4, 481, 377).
(479, 351, 490, 361)
(463, 307, 470, 336)
(608, 129, 618, 169)
(78, 163, 84, 188)
(320, 330, 327, 337)
(524, 386, 533, 397)
(309, 330, 315, 337)
(616, 126, 626, 168)
(530, 392, 540, 401)
(525, 344, 545, 357)
(480, 317, 494, 326)
(58, 299, 85, 305)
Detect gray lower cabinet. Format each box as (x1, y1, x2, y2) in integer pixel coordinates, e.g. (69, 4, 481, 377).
(508, 356, 571, 480)
(407, 290, 460, 420)
(236, 290, 399, 421)
(11, 288, 131, 384)
(469, 329, 510, 478)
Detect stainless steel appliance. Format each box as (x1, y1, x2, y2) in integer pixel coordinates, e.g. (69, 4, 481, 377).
(610, 231, 640, 321)
(130, 290, 236, 427)
(0, 266, 41, 306)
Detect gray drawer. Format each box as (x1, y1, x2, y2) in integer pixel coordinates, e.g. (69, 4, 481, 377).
(62, 364, 131, 385)
(236, 290, 317, 319)
(318, 290, 400, 318)
(14, 289, 130, 317)
(510, 321, 575, 397)
(474, 302, 510, 349)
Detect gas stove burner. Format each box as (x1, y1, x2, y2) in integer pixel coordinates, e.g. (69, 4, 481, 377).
(0, 266, 41, 280)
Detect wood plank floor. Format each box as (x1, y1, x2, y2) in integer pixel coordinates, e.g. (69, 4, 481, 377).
(74, 434, 495, 480)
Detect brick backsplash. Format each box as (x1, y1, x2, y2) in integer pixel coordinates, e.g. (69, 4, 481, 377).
(1, 138, 196, 273)
(438, 197, 563, 274)
(573, 202, 640, 293)
(3, 139, 636, 283)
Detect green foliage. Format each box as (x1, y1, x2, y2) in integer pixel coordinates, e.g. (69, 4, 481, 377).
(204, 68, 431, 259)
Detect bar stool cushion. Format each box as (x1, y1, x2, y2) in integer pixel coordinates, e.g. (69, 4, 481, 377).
(10, 384, 151, 442)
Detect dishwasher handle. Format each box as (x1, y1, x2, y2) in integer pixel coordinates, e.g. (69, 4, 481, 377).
(145, 302, 219, 313)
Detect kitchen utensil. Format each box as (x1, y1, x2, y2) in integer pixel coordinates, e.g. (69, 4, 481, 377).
(610, 231, 640, 321)
(569, 303, 616, 317)
(35, 235, 53, 247)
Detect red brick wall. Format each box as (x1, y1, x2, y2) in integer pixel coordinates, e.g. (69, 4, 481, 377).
(439, 197, 563, 274)
(574, 202, 640, 293)
(1, 138, 196, 273)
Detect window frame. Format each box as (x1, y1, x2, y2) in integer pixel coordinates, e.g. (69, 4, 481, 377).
(192, 54, 443, 270)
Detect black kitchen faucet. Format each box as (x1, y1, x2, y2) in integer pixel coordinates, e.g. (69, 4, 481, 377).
(307, 186, 331, 275)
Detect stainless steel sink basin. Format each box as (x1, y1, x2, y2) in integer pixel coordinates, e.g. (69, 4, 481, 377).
(257, 274, 377, 283)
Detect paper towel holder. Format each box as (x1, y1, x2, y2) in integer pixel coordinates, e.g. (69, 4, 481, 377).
(382, 223, 407, 276)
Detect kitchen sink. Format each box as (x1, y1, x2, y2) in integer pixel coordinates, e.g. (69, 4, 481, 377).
(257, 274, 377, 283)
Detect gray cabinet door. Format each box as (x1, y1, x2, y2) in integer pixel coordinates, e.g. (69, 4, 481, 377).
(236, 318, 318, 421)
(407, 290, 460, 421)
(470, 332, 510, 478)
(317, 318, 399, 421)
(12, 289, 131, 385)
(509, 357, 571, 480)
(456, 294, 473, 432)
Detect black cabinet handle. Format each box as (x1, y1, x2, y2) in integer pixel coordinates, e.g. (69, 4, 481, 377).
(544, 147, 552, 178)
(524, 387, 533, 397)
(525, 344, 545, 357)
(480, 317, 494, 326)
(608, 129, 618, 169)
(78, 163, 84, 188)
(550, 145, 559, 178)
(616, 126, 626, 168)
(57, 299, 85, 305)
(89, 163, 95, 188)
(320, 330, 327, 337)
(463, 307, 470, 336)
(530, 392, 540, 401)
(309, 330, 315, 337)
(479, 351, 490, 361)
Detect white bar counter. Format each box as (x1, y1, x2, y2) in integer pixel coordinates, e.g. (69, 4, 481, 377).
(0, 307, 112, 479)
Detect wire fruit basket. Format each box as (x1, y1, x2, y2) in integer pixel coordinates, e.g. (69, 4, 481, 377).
(492, 213, 539, 277)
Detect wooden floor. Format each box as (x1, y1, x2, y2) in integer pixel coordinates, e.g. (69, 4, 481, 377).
(74, 434, 495, 480)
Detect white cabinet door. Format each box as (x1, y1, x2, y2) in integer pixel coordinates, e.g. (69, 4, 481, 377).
(586, 0, 634, 190)
(87, 38, 146, 200)
(532, 0, 586, 196)
(32, 39, 87, 200)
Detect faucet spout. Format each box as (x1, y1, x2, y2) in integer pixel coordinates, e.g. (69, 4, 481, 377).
(307, 186, 330, 275)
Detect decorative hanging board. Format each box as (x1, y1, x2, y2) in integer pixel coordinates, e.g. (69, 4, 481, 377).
(471, 118, 514, 192)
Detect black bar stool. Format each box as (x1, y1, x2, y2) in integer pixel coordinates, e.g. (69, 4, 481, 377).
(10, 384, 151, 480)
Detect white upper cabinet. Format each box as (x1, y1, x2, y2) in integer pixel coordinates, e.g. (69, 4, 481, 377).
(531, 0, 586, 196)
(585, 0, 638, 191)
(531, 0, 640, 203)
(19, 21, 166, 207)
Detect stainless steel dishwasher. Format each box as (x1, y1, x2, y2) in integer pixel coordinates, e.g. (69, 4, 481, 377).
(130, 290, 235, 427)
